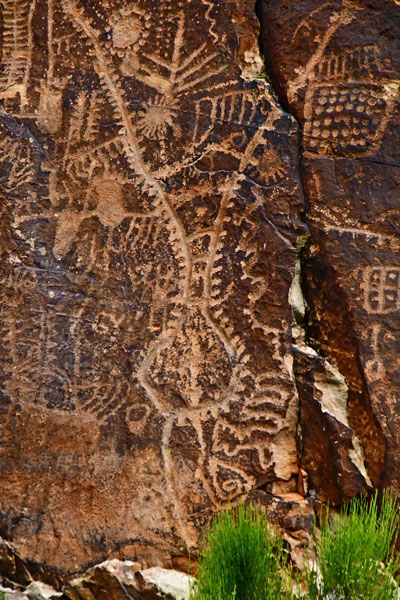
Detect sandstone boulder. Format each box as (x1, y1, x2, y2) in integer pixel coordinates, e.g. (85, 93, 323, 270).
(63, 561, 191, 600)
(136, 567, 192, 600)
(0, 589, 29, 600)
(24, 582, 62, 600)
(64, 559, 140, 600)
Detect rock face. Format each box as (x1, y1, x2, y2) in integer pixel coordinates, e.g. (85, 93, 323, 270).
(0, 0, 306, 576)
(0, 561, 191, 600)
(1, 0, 399, 584)
(259, 0, 400, 500)
(65, 559, 142, 599)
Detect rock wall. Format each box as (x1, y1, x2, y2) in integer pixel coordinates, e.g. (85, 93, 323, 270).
(0, 0, 305, 576)
(259, 0, 400, 502)
(0, 0, 399, 583)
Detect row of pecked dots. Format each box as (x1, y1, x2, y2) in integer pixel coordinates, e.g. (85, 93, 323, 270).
(314, 85, 387, 115)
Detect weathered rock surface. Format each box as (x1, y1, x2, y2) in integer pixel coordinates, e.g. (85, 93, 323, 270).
(0, 579, 62, 600)
(259, 0, 400, 501)
(247, 489, 314, 567)
(2, 0, 399, 588)
(64, 559, 141, 600)
(0, 0, 305, 577)
(24, 582, 62, 600)
(2, 562, 192, 600)
(0, 590, 29, 600)
(136, 567, 192, 600)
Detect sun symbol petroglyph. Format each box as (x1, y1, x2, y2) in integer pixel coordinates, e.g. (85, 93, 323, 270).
(102, 5, 150, 75)
(136, 95, 179, 138)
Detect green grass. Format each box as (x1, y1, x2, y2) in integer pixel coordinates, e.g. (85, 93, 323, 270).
(306, 489, 400, 599)
(191, 501, 293, 600)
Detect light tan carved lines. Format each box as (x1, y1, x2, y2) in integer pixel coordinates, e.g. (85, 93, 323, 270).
(106, 4, 148, 73)
(61, 0, 192, 317)
(193, 91, 258, 145)
(37, 0, 64, 134)
(292, 2, 330, 41)
(0, 138, 35, 192)
(60, 1, 221, 246)
(206, 118, 284, 356)
(363, 266, 400, 314)
(62, 116, 124, 184)
(304, 45, 398, 154)
(161, 415, 197, 545)
(61, 91, 94, 173)
(207, 456, 253, 502)
(192, 92, 285, 186)
(192, 334, 292, 503)
(136, 15, 224, 95)
(202, 0, 219, 44)
(0, 0, 64, 126)
(288, 4, 353, 104)
(56, 1, 292, 536)
(315, 44, 385, 80)
(307, 172, 400, 251)
(0, 0, 35, 110)
(60, 1, 268, 368)
(213, 395, 291, 469)
(289, 4, 399, 156)
(61, 12, 231, 178)
(190, 391, 256, 506)
(364, 324, 386, 382)
(53, 170, 142, 260)
(151, 236, 288, 507)
(311, 223, 400, 253)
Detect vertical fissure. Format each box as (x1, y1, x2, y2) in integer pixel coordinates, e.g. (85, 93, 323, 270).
(254, 0, 375, 501)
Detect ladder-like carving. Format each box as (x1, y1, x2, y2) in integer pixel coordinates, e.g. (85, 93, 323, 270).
(0, 0, 33, 110)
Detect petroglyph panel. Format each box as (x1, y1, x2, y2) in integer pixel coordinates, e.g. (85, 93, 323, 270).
(0, 0, 304, 574)
(260, 0, 400, 498)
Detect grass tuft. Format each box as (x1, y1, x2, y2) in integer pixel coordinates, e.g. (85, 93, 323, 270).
(306, 489, 400, 599)
(191, 501, 292, 600)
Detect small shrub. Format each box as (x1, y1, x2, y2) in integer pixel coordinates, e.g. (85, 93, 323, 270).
(191, 501, 293, 600)
(306, 489, 400, 599)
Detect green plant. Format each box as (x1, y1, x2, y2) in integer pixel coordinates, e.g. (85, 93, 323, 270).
(191, 501, 293, 600)
(306, 489, 400, 599)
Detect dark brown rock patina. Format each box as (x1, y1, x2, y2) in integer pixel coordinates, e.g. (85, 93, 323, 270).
(0, 0, 306, 575)
(3, 0, 398, 583)
(259, 0, 400, 499)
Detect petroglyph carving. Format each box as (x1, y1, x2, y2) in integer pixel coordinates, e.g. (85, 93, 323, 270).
(0, 0, 33, 111)
(364, 324, 386, 383)
(305, 82, 395, 153)
(363, 266, 400, 314)
(303, 43, 398, 154)
(260, 0, 399, 513)
(288, 0, 400, 157)
(0, 0, 303, 569)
